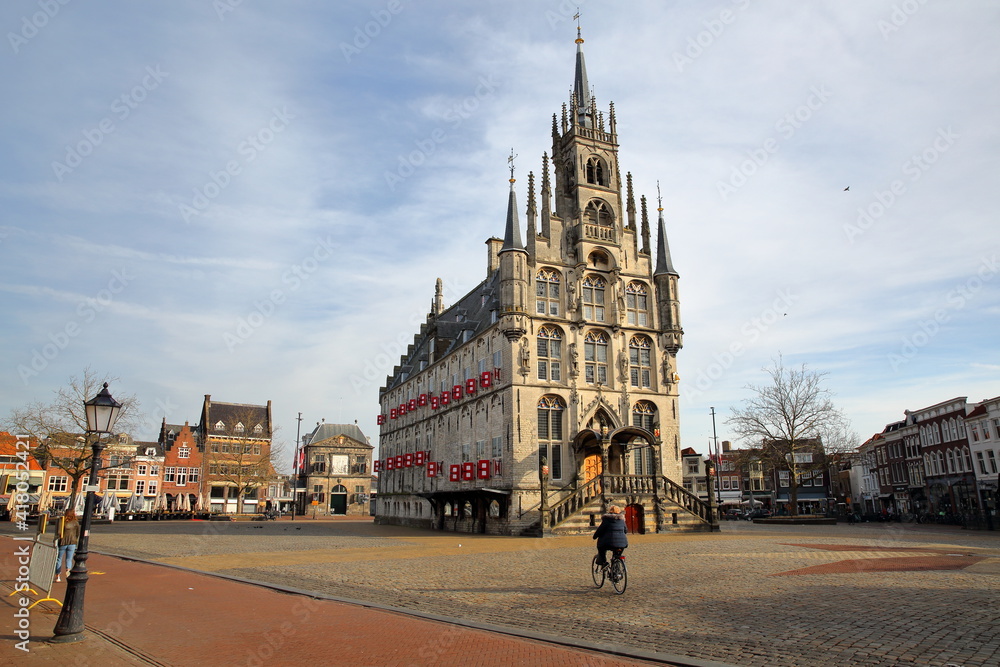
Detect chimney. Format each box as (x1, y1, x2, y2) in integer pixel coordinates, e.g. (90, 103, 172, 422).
(722, 440, 732, 452)
(486, 237, 503, 274)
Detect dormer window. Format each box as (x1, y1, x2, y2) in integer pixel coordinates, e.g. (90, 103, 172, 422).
(145, 447, 156, 456)
(253, 424, 263, 435)
(118, 435, 128, 444)
(235, 422, 245, 434)
(215, 421, 225, 432)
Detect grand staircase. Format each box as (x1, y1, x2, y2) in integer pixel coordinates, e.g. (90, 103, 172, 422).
(545, 474, 718, 535)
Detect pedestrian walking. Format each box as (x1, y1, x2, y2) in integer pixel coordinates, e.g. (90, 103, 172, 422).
(55, 509, 80, 583)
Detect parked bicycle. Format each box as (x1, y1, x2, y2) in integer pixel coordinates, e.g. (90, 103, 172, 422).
(591, 547, 627, 594)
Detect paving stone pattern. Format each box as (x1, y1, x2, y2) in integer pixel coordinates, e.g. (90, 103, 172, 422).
(83, 520, 1000, 667)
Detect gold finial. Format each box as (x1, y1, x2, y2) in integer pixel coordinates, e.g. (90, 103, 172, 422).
(508, 148, 518, 183)
(575, 9, 583, 43)
(657, 181, 664, 212)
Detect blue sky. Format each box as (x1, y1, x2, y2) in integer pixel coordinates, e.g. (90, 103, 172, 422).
(2, 1, 997, 470)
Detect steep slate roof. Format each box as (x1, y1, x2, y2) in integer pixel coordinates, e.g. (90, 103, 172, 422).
(383, 272, 500, 393)
(134, 441, 163, 456)
(201, 398, 271, 437)
(306, 422, 370, 447)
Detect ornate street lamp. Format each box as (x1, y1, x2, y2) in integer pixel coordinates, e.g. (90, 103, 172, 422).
(51, 383, 122, 643)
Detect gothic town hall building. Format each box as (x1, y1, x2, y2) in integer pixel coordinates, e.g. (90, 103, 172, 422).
(375, 32, 714, 536)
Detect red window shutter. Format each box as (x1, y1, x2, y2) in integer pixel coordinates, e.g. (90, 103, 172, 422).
(493, 458, 502, 477)
(477, 459, 490, 479)
(466, 378, 477, 394)
(376, 414, 385, 425)
(418, 393, 428, 406)
(449, 464, 461, 482)
(393, 455, 402, 469)
(441, 391, 450, 405)
(427, 461, 438, 477)
(431, 395, 440, 409)
(462, 462, 475, 481)
(390, 409, 398, 420)
(399, 403, 407, 415)
(415, 450, 425, 465)
(494, 367, 502, 382)
(373, 460, 381, 472)
(386, 457, 395, 470)
(480, 371, 492, 388)
(404, 453, 414, 467)
(453, 385, 462, 400)
(408, 399, 417, 411)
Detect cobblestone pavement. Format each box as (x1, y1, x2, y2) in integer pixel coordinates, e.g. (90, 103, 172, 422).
(12, 519, 1000, 667)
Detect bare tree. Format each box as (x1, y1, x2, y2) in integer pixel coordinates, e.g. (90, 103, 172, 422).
(4, 368, 142, 510)
(727, 358, 856, 515)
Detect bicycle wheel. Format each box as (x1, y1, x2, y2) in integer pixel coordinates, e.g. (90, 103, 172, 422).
(591, 554, 605, 588)
(610, 558, 627, 594)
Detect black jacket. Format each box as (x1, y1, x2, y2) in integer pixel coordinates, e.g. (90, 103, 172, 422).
(592, 513, 628, 549)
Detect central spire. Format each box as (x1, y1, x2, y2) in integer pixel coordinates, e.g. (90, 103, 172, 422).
(572, 19, 592, 128)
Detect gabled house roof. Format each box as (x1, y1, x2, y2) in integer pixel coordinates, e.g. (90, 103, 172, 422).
(305, 423, 370, 448)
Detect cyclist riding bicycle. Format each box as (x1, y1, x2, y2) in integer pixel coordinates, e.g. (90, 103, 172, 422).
(593, 505, 628, 567)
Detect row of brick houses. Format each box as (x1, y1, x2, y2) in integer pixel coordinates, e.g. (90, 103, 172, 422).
(681, 394, 999, 523)
(1, 395, 287, 518)
(853, 395, 1000, 519)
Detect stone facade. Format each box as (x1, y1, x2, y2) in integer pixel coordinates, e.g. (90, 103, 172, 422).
(299, 422, 373, 516)
(375, 31, 688, 535)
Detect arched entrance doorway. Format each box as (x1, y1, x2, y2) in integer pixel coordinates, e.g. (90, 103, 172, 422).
(330, 484, 348, 514)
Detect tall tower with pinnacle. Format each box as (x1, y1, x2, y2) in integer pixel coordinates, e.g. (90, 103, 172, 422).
(375, 27, 697, 536)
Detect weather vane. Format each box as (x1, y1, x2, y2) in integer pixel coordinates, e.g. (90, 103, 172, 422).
(508, 148, 517, 182)
(657, 181, 663, 211)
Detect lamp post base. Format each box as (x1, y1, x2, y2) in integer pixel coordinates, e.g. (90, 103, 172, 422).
(49, 630, 88, 644)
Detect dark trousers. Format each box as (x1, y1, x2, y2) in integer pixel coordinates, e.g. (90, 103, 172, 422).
(596, 546, 624, 566)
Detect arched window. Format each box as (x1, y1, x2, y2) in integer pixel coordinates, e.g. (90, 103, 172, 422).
(586, 156, 606, 185)
(632, 401, 656, 432)
(535, 268, 560, 316)
(946, 449, 955, 473)
(629, 335, 652, 388)
(626, 282, 649, 327)
(584, 331, 609, 384)
(963, 447, 973, 471)
(585, 200, 614, 228)
(582, 276, 606, 322)
(536, 325, 563, 382)
(538, 395, 566, 479)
